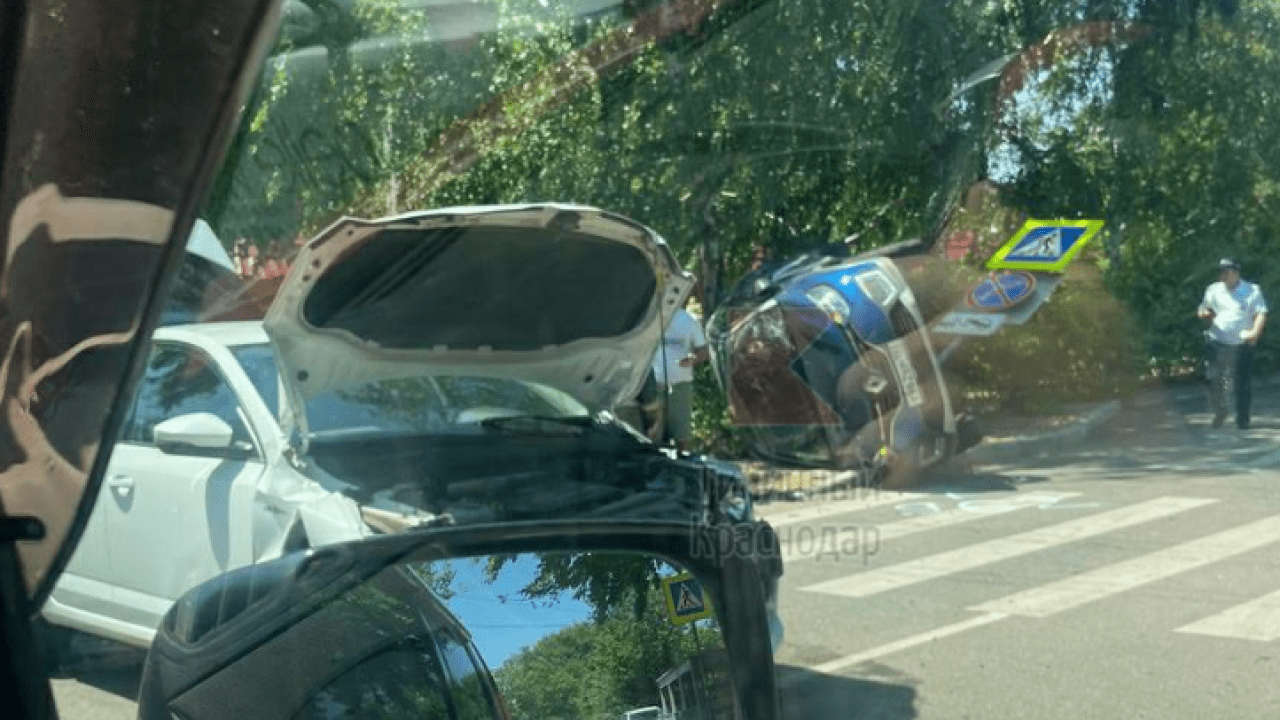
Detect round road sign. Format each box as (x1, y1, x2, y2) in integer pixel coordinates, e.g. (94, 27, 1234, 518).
(966, 270, 1036, 312)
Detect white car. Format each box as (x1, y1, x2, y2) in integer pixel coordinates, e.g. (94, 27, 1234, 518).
(41, 321, 379, 647)
(43, 204, 779, 651)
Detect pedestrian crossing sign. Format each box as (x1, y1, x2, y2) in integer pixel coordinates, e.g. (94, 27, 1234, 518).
(662, 573, 714, 625)
(986, 219, 1104, 272)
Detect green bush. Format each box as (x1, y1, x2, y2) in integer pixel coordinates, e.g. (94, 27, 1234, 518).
(691, 363, 750, 458)
(943, 263, 1143, 414)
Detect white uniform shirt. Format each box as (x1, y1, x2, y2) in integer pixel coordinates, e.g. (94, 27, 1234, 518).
(652, 308, 706, 386)
(1200, 280, 1268, 346)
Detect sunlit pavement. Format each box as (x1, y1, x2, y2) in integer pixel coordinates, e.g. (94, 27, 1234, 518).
(1017, 384, 1280, 477)
(48, 386, 1280, 719)
(760, 389, 1280, 718)
(48, 634, 144, 720)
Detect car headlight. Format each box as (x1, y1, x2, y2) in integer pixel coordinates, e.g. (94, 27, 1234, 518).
(855, 269, 898, 308)
(804, 284, 851, 325)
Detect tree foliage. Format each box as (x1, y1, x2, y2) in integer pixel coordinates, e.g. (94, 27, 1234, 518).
(492, 582, 722, 720)
(486, 550, 669, 622)
(204, 0, 1280, 439)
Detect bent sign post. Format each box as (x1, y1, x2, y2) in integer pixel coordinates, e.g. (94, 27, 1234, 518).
(933, 219, 1102, 357)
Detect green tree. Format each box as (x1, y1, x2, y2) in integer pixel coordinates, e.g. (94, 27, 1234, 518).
(204, 0, 1280, 434)
(485, 551, 675, 622)
(493, 582, 723, 720)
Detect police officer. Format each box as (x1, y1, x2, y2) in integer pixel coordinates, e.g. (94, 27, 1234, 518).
(1198, 258, 1268, 429)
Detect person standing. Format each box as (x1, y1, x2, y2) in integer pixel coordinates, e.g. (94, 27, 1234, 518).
(652, 301, 709, 452)
(232, 238, 254, 278)
(258, 240, 289, 279)
(1198, 258, 1268, 429)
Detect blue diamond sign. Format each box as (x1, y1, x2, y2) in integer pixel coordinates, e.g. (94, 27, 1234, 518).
(987, 219, 1104, 272)
(662, 573, 713, 625)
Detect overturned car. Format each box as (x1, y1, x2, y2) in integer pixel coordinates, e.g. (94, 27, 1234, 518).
(708, 246, 983, 484)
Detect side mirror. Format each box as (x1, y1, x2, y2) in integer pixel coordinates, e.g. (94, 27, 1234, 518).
(136, 521, 782, 720)
(153, 413, 249, 458)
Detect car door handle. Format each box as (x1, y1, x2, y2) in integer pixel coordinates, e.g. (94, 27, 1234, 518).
(107, 475, 135, 493)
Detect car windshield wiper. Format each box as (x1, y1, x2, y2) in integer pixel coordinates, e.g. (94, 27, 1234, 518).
(478, 414, 598, 434)
(478, 415, 662, 455)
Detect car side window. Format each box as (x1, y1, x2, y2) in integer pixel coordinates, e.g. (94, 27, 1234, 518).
(291, 643, 453, 720)
(122, 343, 252, 447)
(436, 629, 504, 720)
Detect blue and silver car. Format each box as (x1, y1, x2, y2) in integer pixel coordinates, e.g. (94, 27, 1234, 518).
(709, 248, 981, 483)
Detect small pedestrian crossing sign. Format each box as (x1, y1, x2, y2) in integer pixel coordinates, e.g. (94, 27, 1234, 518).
(987, 219, 1103, 272)
(662, 573, 714, 625)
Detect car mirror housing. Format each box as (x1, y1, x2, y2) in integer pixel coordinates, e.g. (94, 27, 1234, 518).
(136, 520, 782, 720)
(153, 413, 238, 456)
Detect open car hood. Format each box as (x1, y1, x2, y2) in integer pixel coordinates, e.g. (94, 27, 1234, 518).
(263, 204, 695, 439)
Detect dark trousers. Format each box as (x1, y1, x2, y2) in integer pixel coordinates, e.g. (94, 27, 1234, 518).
(1207, 341, 1255, 427)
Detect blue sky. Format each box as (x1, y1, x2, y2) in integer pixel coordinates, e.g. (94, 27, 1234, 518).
(435, 553, 706, 670)
(988, 50, 1116, 184)
(439, 553, 595, 669)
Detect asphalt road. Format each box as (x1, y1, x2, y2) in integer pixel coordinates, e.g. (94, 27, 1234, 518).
(48, 635, 145, 720)
(758, 391, 1280, 719)
(48, 385, 1280, 720)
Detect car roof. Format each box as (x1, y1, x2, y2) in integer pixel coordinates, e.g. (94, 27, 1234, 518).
(154, 320, 268, 348)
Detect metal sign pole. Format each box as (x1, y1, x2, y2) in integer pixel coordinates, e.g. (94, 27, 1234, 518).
(938, 336, 965, 365)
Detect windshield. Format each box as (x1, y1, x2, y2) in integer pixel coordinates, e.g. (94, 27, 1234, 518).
(35, 1, 1280, 719)
(231, 343, 588, 436)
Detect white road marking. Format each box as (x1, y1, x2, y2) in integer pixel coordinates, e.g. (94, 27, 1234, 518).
(1175, 587, 1280, 642)
(810, 612, 1008, 675)
(974, 514, 1280, 618)
(762, 489, 927, 529)
(782, 492, 1080, 562)
(801, 497, 1216, 598)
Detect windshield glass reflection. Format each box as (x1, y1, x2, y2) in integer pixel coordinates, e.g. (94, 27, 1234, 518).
(36, 1, 1280, 719)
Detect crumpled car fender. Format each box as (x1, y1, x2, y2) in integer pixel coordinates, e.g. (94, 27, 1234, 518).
(253, 474, 373, 562)
(295, 492, 372, 547)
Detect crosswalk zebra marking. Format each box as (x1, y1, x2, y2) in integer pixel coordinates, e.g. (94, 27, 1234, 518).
(974, 514, 1280, 619)
(1175, 587, 1280, 642)
(782, 492, 1080, 562)
(801, 497, 1216, 598)
(799, 497, 1280, 677)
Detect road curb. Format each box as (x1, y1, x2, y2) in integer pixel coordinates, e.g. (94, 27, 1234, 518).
(1130, 373, 1280, 408)
(964, 399, 1122, 465)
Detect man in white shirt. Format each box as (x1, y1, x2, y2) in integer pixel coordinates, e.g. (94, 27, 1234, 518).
(1198, 258, 1268, 429)
(652, 302, 709, 451)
